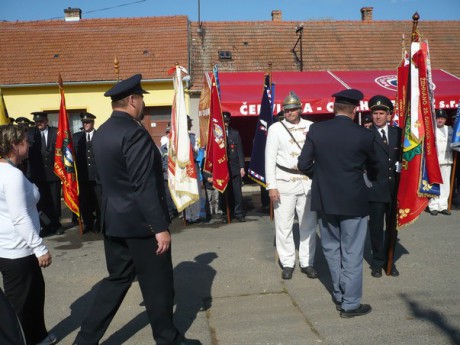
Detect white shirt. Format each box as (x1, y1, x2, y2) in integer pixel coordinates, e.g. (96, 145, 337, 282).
(265, 118, 312, 190)
(0, 163, 48, 259)
(85, 129, 95, 141)
(40, 127, 49, 145)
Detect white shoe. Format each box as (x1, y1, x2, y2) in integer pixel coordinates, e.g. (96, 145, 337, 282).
(36, 333, 57, 345)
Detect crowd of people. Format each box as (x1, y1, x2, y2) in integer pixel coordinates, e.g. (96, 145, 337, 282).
(0, 72, 457, 343)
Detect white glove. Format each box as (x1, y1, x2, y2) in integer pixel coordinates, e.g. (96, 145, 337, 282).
(395, 161, 402, 173)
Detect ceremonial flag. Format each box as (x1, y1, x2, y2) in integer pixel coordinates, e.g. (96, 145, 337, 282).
(198, 73, 212, 147)
(397, 21, 442, 228)
(167, 65, 199, 212)
(248, 74, 274, 187)
(0, 90, 10, 125)
(451, 103, 460, 152)
(204, 69, 229, 193)
(54, 75, 80, 216)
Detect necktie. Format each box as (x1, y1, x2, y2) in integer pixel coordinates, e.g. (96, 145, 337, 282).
(381, 129, 388, 145)
(87, 133, 91, 142)
(41, 131, 46, 152)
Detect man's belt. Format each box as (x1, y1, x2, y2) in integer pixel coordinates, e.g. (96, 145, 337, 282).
(276, 163, 304, 175)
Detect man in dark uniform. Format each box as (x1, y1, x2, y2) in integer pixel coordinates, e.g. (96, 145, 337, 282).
(73, 112, 101, 233)
(220, 111, 246, 223)
(298, 89, 378, 318)
(28, 112, 63, 235)
(367, 95, 402, 278)
(73, 74, 200, 345)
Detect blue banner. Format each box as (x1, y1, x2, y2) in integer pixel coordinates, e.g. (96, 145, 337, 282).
(451, 102, 460, 151)
(248, 74, 274, 187)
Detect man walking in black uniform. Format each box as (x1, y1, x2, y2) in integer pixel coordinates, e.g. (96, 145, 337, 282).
(367, 95, 401, 278)
(73, 74, 200, 345)
(28, 112, 63, 235)
(220, 111, 246, 223)
(73, 112, 101, 233)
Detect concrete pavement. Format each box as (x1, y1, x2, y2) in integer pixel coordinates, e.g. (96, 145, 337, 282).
(4, 191, 460, 344)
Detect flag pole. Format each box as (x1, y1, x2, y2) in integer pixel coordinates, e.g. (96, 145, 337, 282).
(267, 61, 275, 222)
(385, 12, 419, 276)
(448, 151, 457, 211)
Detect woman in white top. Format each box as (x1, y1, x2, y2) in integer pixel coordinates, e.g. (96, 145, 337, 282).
(0, 124, 56, 345)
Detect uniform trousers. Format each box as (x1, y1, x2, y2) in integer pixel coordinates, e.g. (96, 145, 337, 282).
(318, 213, 367, 311)
(369, 200, 394, 270)
(74, 235, 180, 345)
(220, 174, 244, 218)
(274, 180, 317, 268)
(0, 255, 48, 345)
(36, 180, 61, 228)
(429, 164, 452, 211)
(79, 180, 101, 230)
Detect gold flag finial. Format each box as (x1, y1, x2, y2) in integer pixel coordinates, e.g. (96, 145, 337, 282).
(411, 12, 420, 42)
(58, 73, 64, 90)
(114, 56, 120, 82)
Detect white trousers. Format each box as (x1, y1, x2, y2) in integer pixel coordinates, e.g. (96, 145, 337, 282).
(429, 164, 452, 211)
(274, 179, 317, 268)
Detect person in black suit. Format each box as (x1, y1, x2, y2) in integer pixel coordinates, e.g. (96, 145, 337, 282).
(73, 74, 200, 345)
(73, 112, 101, 233)
(298, 89, 378, 318)
(220, 111, 246, 223)
(367, 95, 402, 278)
(28, 112, 63, 235)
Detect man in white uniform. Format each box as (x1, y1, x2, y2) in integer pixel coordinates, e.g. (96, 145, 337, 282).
(429, 109, 453, 216)
(265, 91, 318, 280)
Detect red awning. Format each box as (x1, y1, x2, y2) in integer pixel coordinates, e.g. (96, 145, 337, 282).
(214, 69, 460, 116)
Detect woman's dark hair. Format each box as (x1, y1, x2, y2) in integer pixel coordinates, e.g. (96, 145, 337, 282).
(0, 124, 27, 157)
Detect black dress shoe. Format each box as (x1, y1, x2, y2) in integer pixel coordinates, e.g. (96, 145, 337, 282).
(54, 226, 64, 235)
(236, 216, 246, 222)
(430, 210, 438, 216)
(174, 338, 202, 345)
(340, 304, 372, 318)
(390, 266, 400, 277)
(281, 267, 294, 280)
(221, 217, 228, 223)
(371, 267, 382, 278)
(440, 209, 451, 215)
(300, 266, 318, 279)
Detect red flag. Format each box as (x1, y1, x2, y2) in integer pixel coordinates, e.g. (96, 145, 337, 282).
(397, 28, 441, 228)
(54, 75, 80, 216)
(204, 74, 229, 192)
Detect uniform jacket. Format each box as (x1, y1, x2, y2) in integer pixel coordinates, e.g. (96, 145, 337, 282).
(436, 125, 453, 165)
(226, 127, 245, 177)
(93, 111, 170, 237)
(298, 115, 378, 217)
(367, 125, 402, 203)
(265, 118, 312, 191)
(73, 131, 97, 182)
(28, 126, 59, 182)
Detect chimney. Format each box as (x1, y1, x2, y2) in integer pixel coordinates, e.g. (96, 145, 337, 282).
(64, 7, 82, 22)
(360, 7, 373, 21)
(271, 10, 282, 22)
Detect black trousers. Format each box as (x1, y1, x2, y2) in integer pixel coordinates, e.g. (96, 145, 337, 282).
(79, 180, 101, 230)
(0, 255, 48, 345)
(74, 235, 181, 345)
(36, 180, 61, 228)
(369, 201, 396, 269)
(0, 288, 26, 345)
(220, 174, 245, 218)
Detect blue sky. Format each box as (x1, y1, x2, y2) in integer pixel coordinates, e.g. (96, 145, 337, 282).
(1, 0, 459, 22)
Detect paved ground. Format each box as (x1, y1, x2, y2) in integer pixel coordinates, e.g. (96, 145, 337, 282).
(3, 191, 460, 345)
